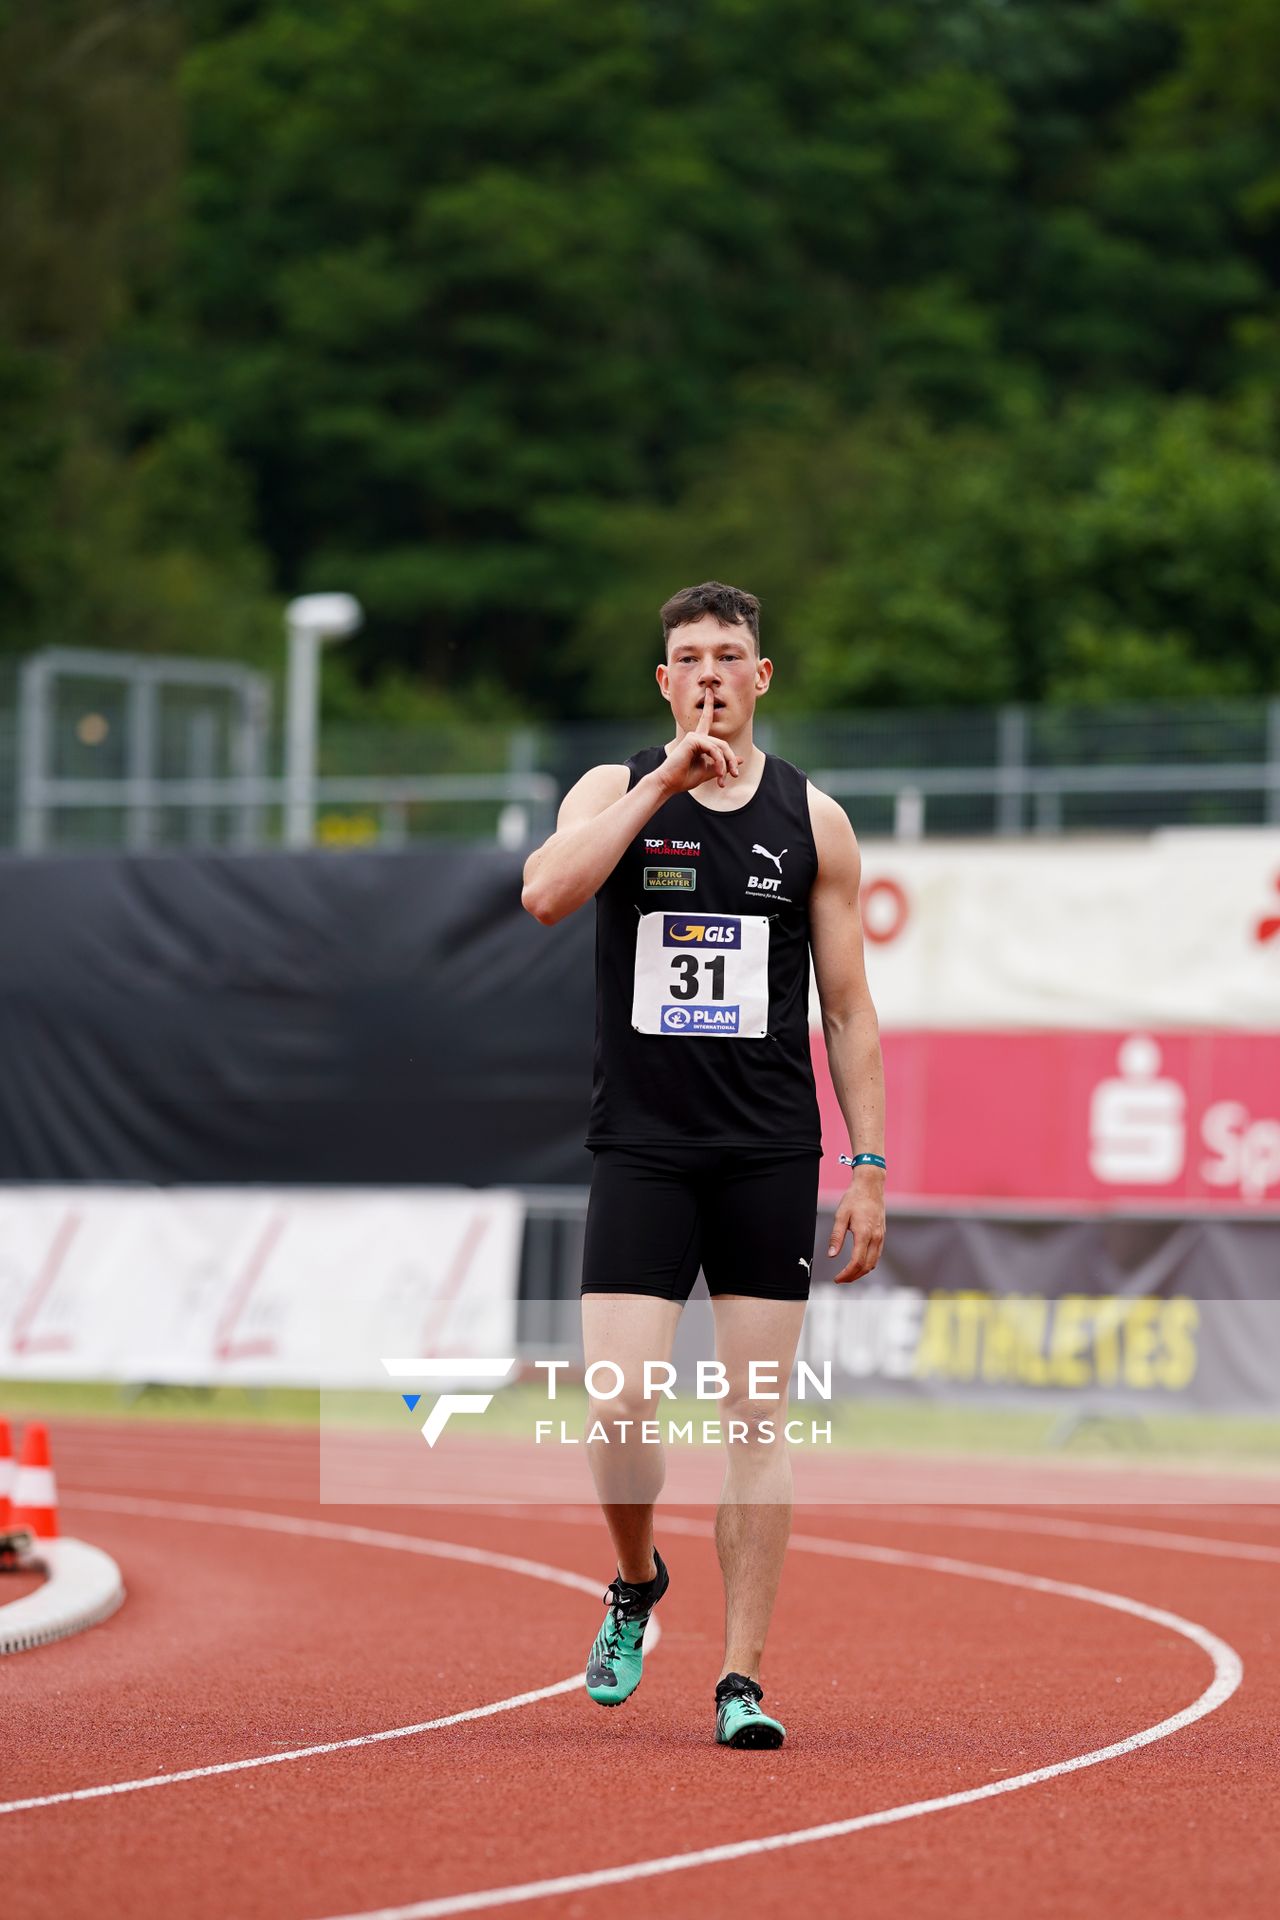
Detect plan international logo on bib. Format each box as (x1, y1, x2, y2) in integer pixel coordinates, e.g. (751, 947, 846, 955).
(661, 1004, 741, 1033)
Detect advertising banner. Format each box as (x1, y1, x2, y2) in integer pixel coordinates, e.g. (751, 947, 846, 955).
(815, 1029, 1280, 1207)
(801, 1214, 1280, 1416)
(809, 831, 1280, 1209)
(0, 1186, 522, 1385)
(853, 830, 1280, 1032)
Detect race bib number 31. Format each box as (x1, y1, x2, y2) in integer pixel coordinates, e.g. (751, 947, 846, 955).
(631, 913, 770, 1039)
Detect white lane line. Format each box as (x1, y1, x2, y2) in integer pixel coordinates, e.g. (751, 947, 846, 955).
(837, 1505, 1280, 1566)
(1, 1678, 584, 1819)
(492, 1500, 1280, 1567)
(63, 1493, 604, 1598)
(0, 1494, 642, 1819)
(321, 1601, 1237, 1920)
(314, 1520, 1245, 1920)
(7, 1490, 1248, 1920)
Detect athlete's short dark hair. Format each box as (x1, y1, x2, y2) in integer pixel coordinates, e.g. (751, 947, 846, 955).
(660, 581, 760, 653)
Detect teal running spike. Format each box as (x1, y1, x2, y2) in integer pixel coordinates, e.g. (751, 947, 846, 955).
(715, 1671, 786, 1749)
(585, 1550, 669, 1707)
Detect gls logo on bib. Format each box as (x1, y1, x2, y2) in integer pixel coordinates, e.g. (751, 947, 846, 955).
(663, 918, 742, 948)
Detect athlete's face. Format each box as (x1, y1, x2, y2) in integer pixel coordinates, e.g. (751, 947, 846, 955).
(656, 616, 772, 735)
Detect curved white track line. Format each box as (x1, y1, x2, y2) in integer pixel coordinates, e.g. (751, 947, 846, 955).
(0, 1494, 653, 1819)
(323, 1601, 1237, 1920)
(316, 1517, 1245, 1920)
(4, 1489, 1245, 1920)
(842, 1505, 1280, 1566)
(491, 1499, 1280, 1567)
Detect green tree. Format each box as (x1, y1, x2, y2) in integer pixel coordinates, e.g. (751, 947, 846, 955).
(7, 0, 1280, 718)
(0, 1, 279, 661)
(564, 391, 1280, 713)
(133, 0, 1019, 701)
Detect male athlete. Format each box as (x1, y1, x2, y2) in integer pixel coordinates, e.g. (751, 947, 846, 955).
(521, 580, 885, 1748)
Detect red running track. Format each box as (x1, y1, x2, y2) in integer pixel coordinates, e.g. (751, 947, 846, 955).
(4, 1420, 1279, 1920)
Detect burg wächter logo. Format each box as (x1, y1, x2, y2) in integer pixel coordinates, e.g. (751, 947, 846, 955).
(382, 1357, 515, 1446)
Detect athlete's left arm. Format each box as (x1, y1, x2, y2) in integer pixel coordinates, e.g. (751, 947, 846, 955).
(807, 784, 886, 1284)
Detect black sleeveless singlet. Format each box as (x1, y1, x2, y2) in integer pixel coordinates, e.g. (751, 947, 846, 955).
(585, 746, 822, 1152)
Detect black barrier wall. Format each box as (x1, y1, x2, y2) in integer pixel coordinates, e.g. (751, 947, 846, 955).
(0, 848, 594, 1184)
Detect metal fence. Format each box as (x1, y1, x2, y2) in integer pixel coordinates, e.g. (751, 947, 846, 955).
(7, 649, 556, 854)
(550, 705, 1280, 839)
(4, 646, 1279, 852)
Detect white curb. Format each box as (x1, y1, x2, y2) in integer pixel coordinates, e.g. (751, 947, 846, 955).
(0, 1539, 125, 1656)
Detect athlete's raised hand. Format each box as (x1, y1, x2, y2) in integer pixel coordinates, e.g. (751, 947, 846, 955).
(659, 690, 742, 794)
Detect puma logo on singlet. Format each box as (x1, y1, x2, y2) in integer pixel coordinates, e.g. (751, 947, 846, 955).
(797, 1256, 811, 1273)
(752, 843, 787, 873)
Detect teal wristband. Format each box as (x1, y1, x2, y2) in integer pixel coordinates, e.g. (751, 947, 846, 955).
(840, 1152, 886, 1171)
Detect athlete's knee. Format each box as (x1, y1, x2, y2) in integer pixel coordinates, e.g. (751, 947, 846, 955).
(584, 1353, 677, 1429)
(587, 1386, 661, 1431)
(720, 1391, 789, 1446)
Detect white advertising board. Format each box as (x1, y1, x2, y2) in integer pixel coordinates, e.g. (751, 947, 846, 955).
(0, 1187, 522, 1386)
(848, 830, 1280, 1031)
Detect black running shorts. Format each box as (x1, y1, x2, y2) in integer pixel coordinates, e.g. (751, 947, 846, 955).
(580, 1143, 822, 1303)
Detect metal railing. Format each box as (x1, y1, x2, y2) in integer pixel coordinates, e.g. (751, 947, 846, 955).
(16, 649, 272, 855)
(19, 772, 558, 853)
(10, 648, 555, 853)
(814, 751, 1280, 840)
(7, 645, 1280, 853)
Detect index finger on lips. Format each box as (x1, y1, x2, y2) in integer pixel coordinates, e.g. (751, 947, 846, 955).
(696, 690, 714, 734)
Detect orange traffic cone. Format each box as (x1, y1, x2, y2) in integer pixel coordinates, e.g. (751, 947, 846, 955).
(0, 1419, 13, 1527)
(12, 1423, 59, 1539)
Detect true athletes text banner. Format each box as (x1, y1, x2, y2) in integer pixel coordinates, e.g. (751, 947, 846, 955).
(801, 1211, 1280, 1417)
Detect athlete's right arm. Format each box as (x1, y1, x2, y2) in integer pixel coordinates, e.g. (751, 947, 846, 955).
(522, 698, 741, 924)
(520, 763, 661, 925)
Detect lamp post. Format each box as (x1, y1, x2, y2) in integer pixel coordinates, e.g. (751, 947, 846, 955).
(284, 592, 363, 848)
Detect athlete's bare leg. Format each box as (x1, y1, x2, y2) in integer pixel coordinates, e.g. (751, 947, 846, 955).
(710, 1294, 807, 1683)
(581, 1292, 683, 1583)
